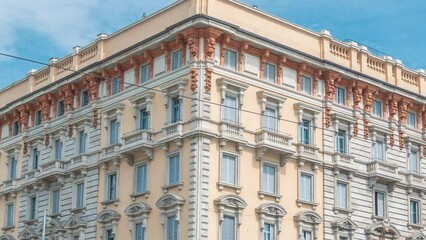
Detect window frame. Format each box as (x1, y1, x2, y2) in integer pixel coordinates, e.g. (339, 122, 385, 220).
(264, 62, 276, 83)
(140, 64, 151, 84)
(224, 48, 238, 70)
(35, 110, 42, 126)
(134, 162, 149, 195)
(105, 171, 118, 201)
(301, 75, 313, 95)
(220, 214, 237, 240)
(299, 171, 315, 203)
(80, 89, 90, 107)
(409, 198, 421, 225)
(108, 118, 120, 146)
(166, 153, 181, 186)
(57, 100, 65, 117)
(409, 149, 420, 174)
(372, 100, 383, 118)
(373, 189, 387, 219)
(28, 195, 37, 220)
(335, 87, 346, 106)
(53, 138, 63, 160)
(373, 137, 386, 162)
(12, 120, 19, 136)
(171, 49, 183, 71)
(5, 202, 14, 228)
(220, 152, 239, 187)
(261, 161, 278, 195)
(8, 156, 17, 180)
(50, 188, 61, 215)
(335, 180, 349, 210)
(111, 77, 121, 95)
(263, 106, 278, 132)
(32, 148, 40, 170)
(74, 181, 86, 209)
(222, 93, 239, 124)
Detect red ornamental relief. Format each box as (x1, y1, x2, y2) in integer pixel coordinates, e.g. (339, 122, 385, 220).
(423, 111, 426, 131)
(399, 101, 408, 125)
(325, 78, 336, 101)
(353, 87, 362, 109)
(183, 28, 200, 61)
(353, 119, 359, 137)
(68, 124, 73, 138)
(93, 108, 99, 128)
(18, 106, 30, 130)
(399, 130, 404, 150)
(23, 141, 28, 155)
(203, 27, 222, 62)
(364, 119, 369, 139)
(205, 68, 213, 92)
(423, 145, 426, 158)
(389, 98, 398, 121)
(85, 74, 100, 100)
(39, 96, 52, 121)
(363, 90, 374, 114)
(45, 133, 50, 147)
(325, 106, 332, 128)
(63, 86, 75, 111)
(389, 128, 395, 148)
(190, 68, 198, 92)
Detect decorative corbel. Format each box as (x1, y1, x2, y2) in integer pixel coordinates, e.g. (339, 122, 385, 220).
(161, 42, 171, 71)
(143, 50, 154, 80)
(182, 28, 200, 61)
(203, 27, 222, 61)
(220, 35, 231, 65)
(260, 49, 270, 79)
(205, 68, 213, 92)
(312, 69, 322, 96)
(238, 42, 248, 72)
(296, 63, 306, 91)
(277, 56, 287, 85)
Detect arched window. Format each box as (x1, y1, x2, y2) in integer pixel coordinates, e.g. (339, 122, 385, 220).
(64, 215, 87, 240)
(36, 219, 65, 240)
(332, 218, 358, 240)
(0, 235, 16, 240)
(294, 211, 322, 240)
(96, 209, 121, 239)
(214, 195, 247, 240)
(365, 222, 400, 240)
(156, 194, 185, 240)
(256, 203, 287, 239)
(125, 202, 152, 240)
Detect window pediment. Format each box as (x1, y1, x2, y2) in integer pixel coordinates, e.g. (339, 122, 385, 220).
(257, 91, 286, 118)
(125, 202, 152, 217)
(18, 227, 37, 240)
(214, 194, 247, 209)
(155, 194, 185, 209)
(96, 209, 121, 224)
(294, 211, 322, 225)
(332, 218, 358, 232)
(217, 78, 249, 106)
(64, 215, 87, 230)
(256, 203, 287, 217)
(366, 222, 401, 237)
(408, 232, 426, 240)
(0, 235, 15, 240)
(160, 79, 188, 94)
(36, 219, 64, 234)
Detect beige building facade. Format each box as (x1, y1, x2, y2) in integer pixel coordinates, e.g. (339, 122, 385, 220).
(0, 0, 426, 240)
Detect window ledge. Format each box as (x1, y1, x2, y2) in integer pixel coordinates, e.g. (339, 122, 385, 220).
(101, 199, 120, 209)
(296, 199, 318, 210)
(333, 207, 353, 215)
(407, 223, 424, 230)
(258, 191, 282, 202)
(70, 207, 86, 214)
(130, 191, 150, 201)
(217, 182, 242, 194)
(1, 225, 15, 232)
(371, 215, 386, 222)
(162, 182, 183, 193)
(48, 213, 61, 219)
(23, 219, 38, 226)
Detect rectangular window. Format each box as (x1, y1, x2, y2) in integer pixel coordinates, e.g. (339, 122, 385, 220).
(76, 183, 84, 208)
(336, 182, 348, 209)
(1, 124, 9, 140)
(374, 140, 385, 161)
(54, 139, 62, 160)
(109, 119, 119, 145)
(29, 196, 37, 220)
(136, 164, 147, 193)
(111, 77, 121, 95)
(124, 69, 135, 88)
(51, 190, 60, 215)
(9, 157, 17, 180)
(78, 131, 87, 154)
(35, 110, 42, 126)
(221, 154, 237, 185)
(408, 112, 416, 129)
(135, 223, 145, 240)
(301, 76, 312, 95)
(300, 173, 313, 202)
(373, 100, 382, 117)
(171, 97, 181, 123)
(172, 50, 183, 70)
(339, 237, 348, 240)
(6, 203, 14, 227)
(12, 121, 19, 136)
(168, 155, 180, 185)
(106, 229, 115, 240)
(264, 63, 276, 83)
(224, 49, 237, 70)
(262, 163, 277, 194)
(140, 64, 150, 83)
(140, 109, 149, 130)
(107, 173, 117, 201)
(336, 129, 347, 154)
(374, 191, 385, 217)
(57, 101, 65, 117)
(409, 151, 419, 173)
(81, 90, 89, 107)
(335, 87, 346, 105)
(167, 216, 179, 240)
(300, 119, 311, 145)
(221, 216, 235, 240)
(263, 223, 276, 240)
(223, 95, 238, 123)
(302, 230, 312, 240)
(410, 199, 420, 224)
(263, 107, 277, 131)
(32, 148, 39, 170)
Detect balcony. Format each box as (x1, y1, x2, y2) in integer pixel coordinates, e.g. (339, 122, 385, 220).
(332, 152, 357, 173)
(255, 128, 295, 157)
(37, 160, 68, 182)
(405, 172, 426, 192)
(296, 143, 321, 167)
(367, 161, 400, 186)
(162, 122, 183, 140)
(21, 169, 40, 187)
(219, 121, 246, 144)
(102, 143, 122, 157)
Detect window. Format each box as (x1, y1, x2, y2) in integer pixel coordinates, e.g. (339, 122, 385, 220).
(221, 215, 236, 240)
(336, 129, 347, 154)
(171, 50, 182, 70)
(336, 182, 348, 209)
(54, 139, 62, 160)
(57, 101, 65, 117)
(221, 154, 237, 185)
(263, 223, 276, 240)
(374, 191, 385, 217)
(223, 95, 238, 123)
(109, 119, 119, 145)
(124, 69, 135, 88)
(168, 155, 180, 185)
(264, 63, 276, 83)
(300, 173, 314, 202)
(300, 120, 311, 145)
(224, 49, 237, 70)
(262, 163, 277, 194)
(339, 237, 348, 240)
(301, 76, 312, 95)
(139, 109, 149, 130)
(29, 196, 37, 220)
(374, 140, 385, 161)
(73, 236, 80, 240)
(263, 107, 277, 131)
(12, 121, 19, 136)
(409, 150, 419, 173)
(136, 164, 147, 193)
(8, 157, 17, 180)
(51, 190, 60, 215)
(302, 230, 312, 240)
(171, 97, 181, 123)
(78, 131, 87, 154)
(35, 110, 42, 126)
(5, 203, 14, 227)
(373, 100, 382, 117)
(106, 229, 115, 240)
(408, 112, 416, 129)
(140, 64, 150, 83)
(1, 124, 9, 140)
(81, 90, 89, 107)
(106, 173, 117, 201)
(112, 77, 121, 95)
(32, 148, 39, 170)
(335, 87, 346, 105)
(410, 199, 420, 225)
(167, 215, 179, 240)
(135, 223, 145, 240)
(76, 182, 85, 208)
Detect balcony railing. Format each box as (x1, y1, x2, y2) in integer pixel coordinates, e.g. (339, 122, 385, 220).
(367, 161, 399, 183)
(123, 129, 154, 145)
(219, 122, 245, 143)
(39, 161, 67, 176)
(162, 122, 183, 138)
(297, 143, 319, 159)
(255, 128, 293, 154)
(332, 152, 356, 171)
(406, 172, 426, 191)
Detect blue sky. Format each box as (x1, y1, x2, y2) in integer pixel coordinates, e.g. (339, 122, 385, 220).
(1, 0, 425, 89)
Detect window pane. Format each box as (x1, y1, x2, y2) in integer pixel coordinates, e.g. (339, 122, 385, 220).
(108, 174, 117, 200)
(9, 158, 17, 179)
(336, 129, 346, 153)
(410, 200, 419, 224)
(262, 164, 276, 194)
(263, 108, 277, 131)
(136, 164, 147, 193)
(140, 109, 149, 130)
(79, 131, 86, 154)
(6, 204, 14, 227)
(33, 149, 39, 170)
(223, 96, 237, 123)
(264, 63, 276, 83)
(172, 50, 183, 70)
(374, 141, 384, 161)
(136, 223, 145, 240)
(140, 64, 150, 83)
(12, 121, 19, 136)
(112, 77, 121, 95)
(408, 112, 416, 128)
(169, 155, 180, 184)
(224, 49, 237, 70)
(55, 139, 62, 160)
(410, 151, 419, 173)
(263, 223, 275, 240)
(52, 190, 60, 214)
(29, 197, 36, 219)
(337, 182, 348, 209)
(375, 191, 385, 217)
(335, 87, 346, 105)
(76, 183, 84, 208)
(301, 173, 313, 202)
(81, 90, 89, 107)
(171, 98, 181, 123)
(301, 76, 312, 94)
(303, 230, 312, 240)
(373, 100, 382, 117)
(300, 120, 311, 144)
(167, 216, 178, 240)
(57, 101, 65, 117)
(110, 119, 118, 145)
(35, 110, 42, 126)
(222, 216, 235, 240)
(221, 154, 236, 185)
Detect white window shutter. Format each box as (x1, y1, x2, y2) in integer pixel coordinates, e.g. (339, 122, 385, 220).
(154, 55, 166, 76)
(244, 54, 260, 76)
(283, 67, 297, 88)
